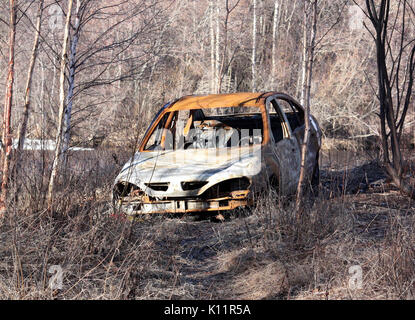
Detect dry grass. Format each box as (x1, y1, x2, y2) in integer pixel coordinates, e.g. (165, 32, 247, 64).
(0, 148, 414, 300)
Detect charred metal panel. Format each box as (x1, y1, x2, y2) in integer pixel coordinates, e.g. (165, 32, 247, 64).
(112, 92, 321, 216)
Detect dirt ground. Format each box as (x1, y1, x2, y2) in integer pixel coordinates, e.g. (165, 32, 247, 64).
(0, 147, 414, 300)
(115, 148, 415, 300)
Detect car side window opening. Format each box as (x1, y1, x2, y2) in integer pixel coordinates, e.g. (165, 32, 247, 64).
(269, 99, 291, 143)
(276, 98, 305, 131)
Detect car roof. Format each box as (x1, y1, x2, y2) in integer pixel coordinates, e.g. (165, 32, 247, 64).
(168, 92, 277, 111)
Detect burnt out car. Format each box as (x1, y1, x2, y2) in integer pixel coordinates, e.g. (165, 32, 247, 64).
(113, 92, 321, 216)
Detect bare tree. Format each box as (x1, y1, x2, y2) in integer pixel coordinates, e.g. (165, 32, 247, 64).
(62, 0, 81, 167)
(210, 0, 215, 93)
(215, 0, 220, 93)
(252, 0, 257, 91)
(46, 0, 168, 205)
(218, 0, 242, 93)
(47, 0, 74, 207)
(295, 0, 318, 218)
(53, 0, 166, 156)
(357, 0, 415, 198)
(270, 0, 280, 90)
(14, 0, 45, 179)
(0, 0, 17, 217)
(300, 1, 308, 106)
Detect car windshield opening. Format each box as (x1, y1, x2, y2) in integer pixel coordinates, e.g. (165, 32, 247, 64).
(144, 106, 264, 151)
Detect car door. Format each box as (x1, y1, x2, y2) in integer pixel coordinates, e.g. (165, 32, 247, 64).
(266, 97, 301, 195)
(277, 96, 320, 180)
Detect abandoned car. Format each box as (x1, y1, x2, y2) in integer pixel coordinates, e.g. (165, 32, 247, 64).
(113, 92, 322, 216)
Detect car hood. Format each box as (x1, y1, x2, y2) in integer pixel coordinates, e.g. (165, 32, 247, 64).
(114, 147, 262, 197)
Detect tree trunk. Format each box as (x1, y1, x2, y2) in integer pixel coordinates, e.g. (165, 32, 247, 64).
(252, 0, 257, 91)
(47, 0, 74, 208)
(63, 0, 82, 168)
(14, 0, 44, 179)
(300, 0, 308, 106)
(365, 0, 415, 199)
(215, 1, 220, 93)
(0, 0, 17, 217)
(210, 0, 215, 93)
(270, 0, 280, 90)
(218, 0, 241, 94)
(295, 0, 317, 220)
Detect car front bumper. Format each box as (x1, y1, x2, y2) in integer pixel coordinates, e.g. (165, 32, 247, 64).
(115, 190, 251, 215)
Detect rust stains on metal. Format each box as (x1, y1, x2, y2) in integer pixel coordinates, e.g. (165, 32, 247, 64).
(169, 92, 274, 111)
(112, 92, 321, 217)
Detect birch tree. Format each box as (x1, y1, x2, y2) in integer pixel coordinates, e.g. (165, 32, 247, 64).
(300, 0, 308, 106)
(210, 0, 215, 93)
(215, 0, 220, 93)
(55, 0, 165, 156)
(295, 0, 318, 219)
(209, 0, 221, 93)
(14, 0, 45, 179)
(270, 0, 280, 90)
(251, 0, 257, 91)
(0, 0, 17, 217)
(47, 0, 74, 207)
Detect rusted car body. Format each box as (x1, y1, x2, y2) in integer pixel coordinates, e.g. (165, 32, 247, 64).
(113, 92, 321, 216)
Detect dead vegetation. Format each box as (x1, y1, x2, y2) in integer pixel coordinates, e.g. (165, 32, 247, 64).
(0, 0, 413, 301)
(0, 148, 413, 300)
